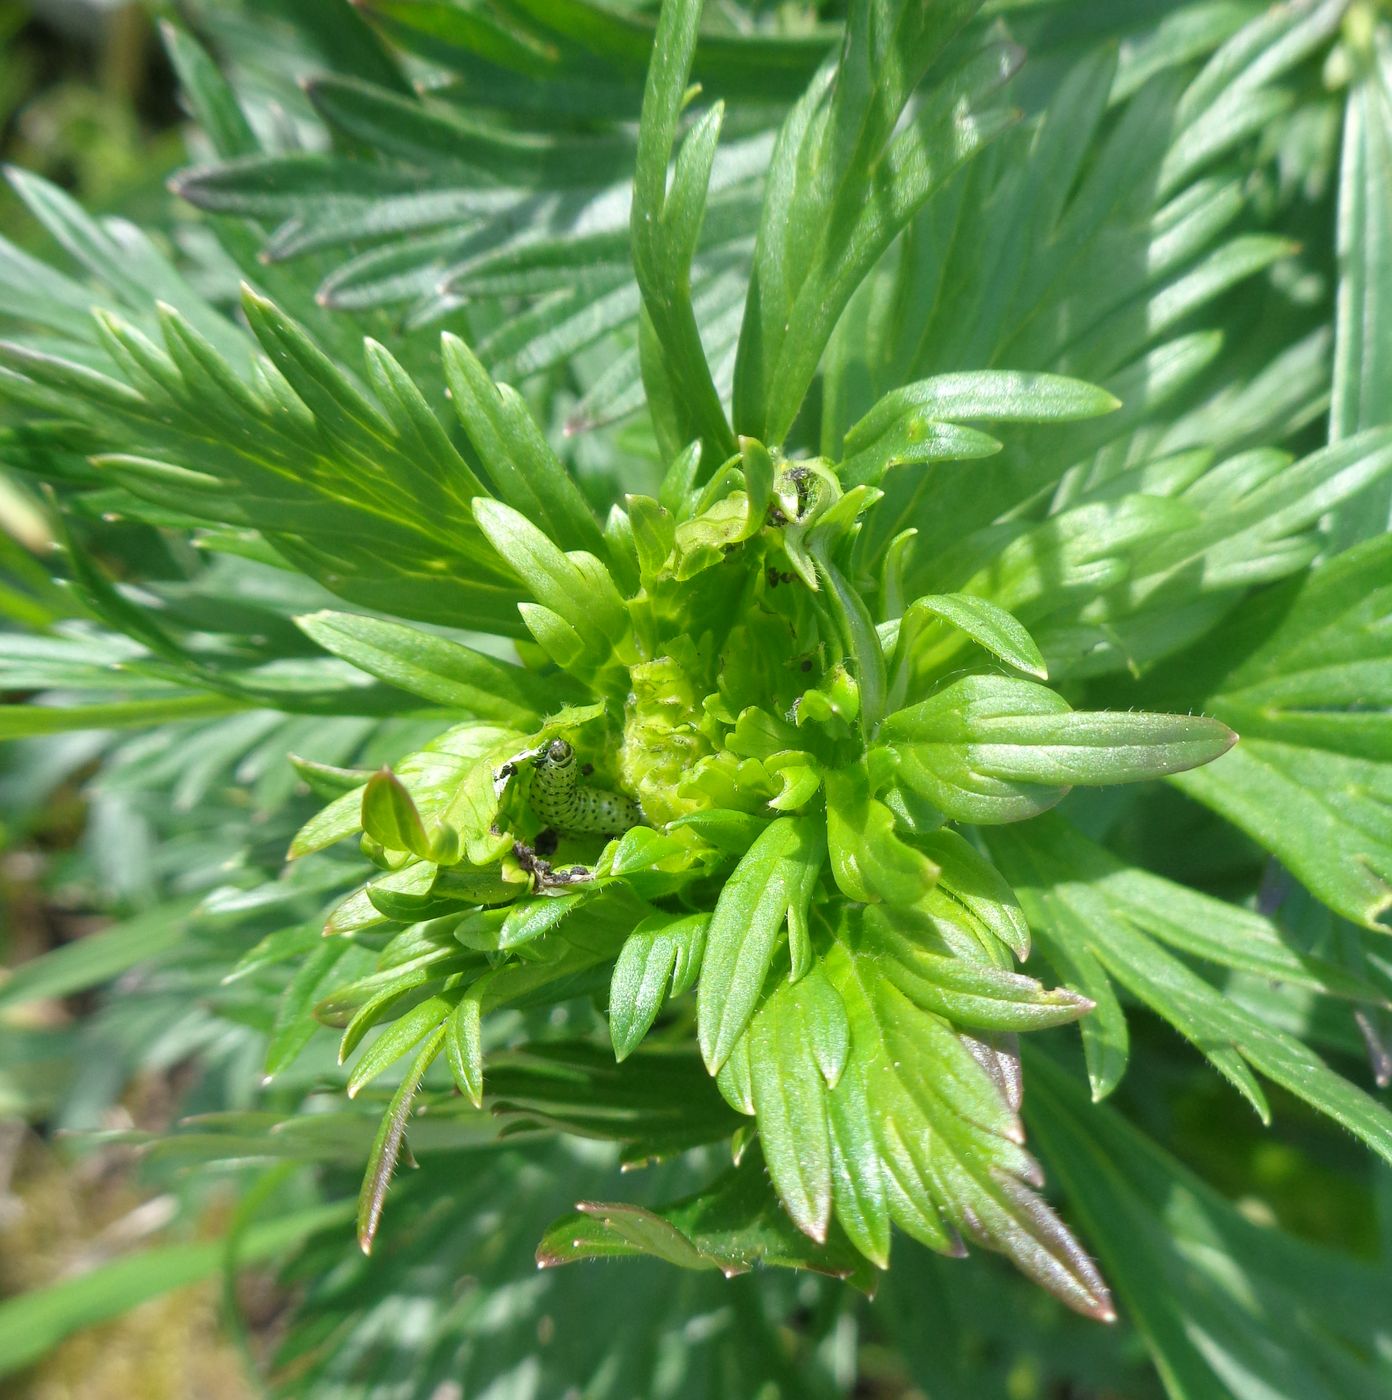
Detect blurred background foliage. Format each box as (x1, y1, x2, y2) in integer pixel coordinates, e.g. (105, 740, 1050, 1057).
(1, 8, 274, 1393)
(0, 1, 180, 219)
(0, 1, 1389, 1396)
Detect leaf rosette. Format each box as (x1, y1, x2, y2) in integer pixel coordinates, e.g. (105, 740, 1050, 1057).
(279, 381, 1234, 1314)
(3, 0, 1390, 1371)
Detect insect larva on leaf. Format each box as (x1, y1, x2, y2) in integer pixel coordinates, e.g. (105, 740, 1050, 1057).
(529, 739, 643, 835)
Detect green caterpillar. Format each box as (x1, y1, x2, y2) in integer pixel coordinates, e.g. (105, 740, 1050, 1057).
(530, 740, 643, 835)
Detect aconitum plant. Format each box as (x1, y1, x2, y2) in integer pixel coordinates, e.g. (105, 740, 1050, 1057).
(2, 0, 1390, 1393)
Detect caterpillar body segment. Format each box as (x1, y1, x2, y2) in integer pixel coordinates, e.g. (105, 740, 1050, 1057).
(530, 739, 643, 835)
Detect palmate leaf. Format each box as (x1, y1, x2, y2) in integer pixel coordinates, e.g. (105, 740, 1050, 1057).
(363, 0, 834, 102)
(0, 299, 516, 631)
(990, 811, 1392, 1160)
(856, 2, 1343, 567)
(1, 167, 250, 365)
(705, 912, 1108, 1318)
(1329, 19, 1392, 548)
(734, 3, 1019, 443)
(276, 1142, 850, 1400)
(1028, 430, 1392, 681)
(1027, 1050, 1392, 1400)
(0, 290, 635, 635)
(168, 0, 778, 415)
(1135, 533, 1392, 930)
(257, 449, 1204, 1310)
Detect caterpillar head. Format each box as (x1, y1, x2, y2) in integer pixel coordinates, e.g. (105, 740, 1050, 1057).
(542, 739, 574, 766)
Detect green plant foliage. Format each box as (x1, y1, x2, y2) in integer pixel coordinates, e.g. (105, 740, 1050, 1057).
(2, 0, 1391, 1394)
